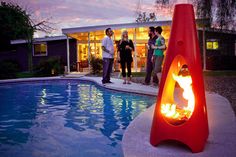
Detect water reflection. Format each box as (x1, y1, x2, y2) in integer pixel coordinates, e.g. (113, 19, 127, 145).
(119, 98, 133, 129)
(0, 84, 38, 145)
(63, 81, 155, 142)
(100, 92, 119, 146)
(0, 80, 156, 157)
(64, 82, 104, 132)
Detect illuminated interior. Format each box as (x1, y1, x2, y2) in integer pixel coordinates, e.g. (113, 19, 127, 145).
(68, 26, 171, 72)
(33, 42, 47, 56)
(206, 40, 219, 50)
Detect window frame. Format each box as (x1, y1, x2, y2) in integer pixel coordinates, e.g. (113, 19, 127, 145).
(206, 39, 219, 50)
(235, 40, 236, 56)
(33, 42, 48, 57)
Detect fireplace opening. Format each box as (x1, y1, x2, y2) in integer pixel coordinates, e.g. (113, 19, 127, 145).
(160, 56, 195, 126)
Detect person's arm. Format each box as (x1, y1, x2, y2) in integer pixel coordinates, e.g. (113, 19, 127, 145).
(101, 37, 110, 53)
(117, 51, 120, 61)
(125, 40, 133, 51)
(159, 37, 166, 49)
(129, 40, 134, 51)
(152, 45, 166, 50)
(117, 40, 122, 61)
(102, 46, 110, 53)
(151, 55, 154, 63)
(151, 37, 166, 50)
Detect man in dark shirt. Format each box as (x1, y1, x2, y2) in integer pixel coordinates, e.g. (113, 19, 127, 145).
(143, 27, 158, 85)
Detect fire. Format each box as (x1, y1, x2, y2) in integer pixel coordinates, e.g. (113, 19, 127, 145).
(161, 73, 195, 121)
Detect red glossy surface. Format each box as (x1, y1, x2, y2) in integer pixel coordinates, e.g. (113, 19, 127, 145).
(150, 4, 209, 153)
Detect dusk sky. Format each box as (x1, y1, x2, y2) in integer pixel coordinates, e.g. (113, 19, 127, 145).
(4, 0, 193, 37)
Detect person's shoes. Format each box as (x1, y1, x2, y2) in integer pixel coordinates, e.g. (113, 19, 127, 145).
(142, 82, 150, 85)
(123, 81, 126, 84)
(107, 81, 113, 84)
(127, 82, 131, 84)
(152, 83, 158, 86)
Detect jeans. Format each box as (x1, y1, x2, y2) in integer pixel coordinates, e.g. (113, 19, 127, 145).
(102, 58, 114, 83)
(144, 52, 158, 84)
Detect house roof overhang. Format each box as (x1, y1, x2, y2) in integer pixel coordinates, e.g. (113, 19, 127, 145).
(11, 35, 71, 45)
(62, 20, 172, 35)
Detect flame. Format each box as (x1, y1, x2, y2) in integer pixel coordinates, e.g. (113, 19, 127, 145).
(161, 74, 195, 122)
(178, 62, 180, 68)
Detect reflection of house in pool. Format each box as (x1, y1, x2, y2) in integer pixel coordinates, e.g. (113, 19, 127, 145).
(5, 21, 236, 72)
(100, 92, 120, 147)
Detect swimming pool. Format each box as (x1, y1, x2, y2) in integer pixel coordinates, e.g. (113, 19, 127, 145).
(0, 80, 156, 157)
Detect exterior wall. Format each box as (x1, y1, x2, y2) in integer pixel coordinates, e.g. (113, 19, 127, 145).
(0, 45, 29, 71)
(32, 39, 77, 71)
(1, 39, 77, 72)
(0, 50, 17, 62)
(68, 39, 77, 71)
(198, 30, 236, 70)
(16, 44, 29, 71)
(205, 31, 235, 56)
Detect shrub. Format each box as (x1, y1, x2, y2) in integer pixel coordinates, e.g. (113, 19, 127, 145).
(90, 56, 103, 75)
(34, 56, 63, 76)
(0, 60, 19, 79)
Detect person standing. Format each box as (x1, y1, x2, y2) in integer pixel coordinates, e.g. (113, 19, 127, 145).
(117, 30, 134, 84)
(151, 26, 166, 86)
(143, 26, 158, 85)
(101, 28, 114, 84)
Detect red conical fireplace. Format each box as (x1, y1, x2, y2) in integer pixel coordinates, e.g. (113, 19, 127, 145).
(150, 4, 209, 153)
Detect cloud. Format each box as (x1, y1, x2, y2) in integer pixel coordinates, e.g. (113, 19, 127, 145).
(7, 0, 168, 37)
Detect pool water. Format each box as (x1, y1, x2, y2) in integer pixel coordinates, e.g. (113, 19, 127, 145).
(0, 80, 156, 157)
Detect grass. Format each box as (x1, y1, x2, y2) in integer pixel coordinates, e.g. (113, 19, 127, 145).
(16, 72, 35, 78)
(131, 72, 146, 77)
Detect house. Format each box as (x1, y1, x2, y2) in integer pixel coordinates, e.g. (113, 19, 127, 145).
(7, 36, 77, 72)
(198, 29, 236, 70)
(5, 21, 236, 73)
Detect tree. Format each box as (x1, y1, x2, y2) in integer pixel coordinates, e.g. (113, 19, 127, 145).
(155, 0, 169, 5)
(194, 0, 212, 28)
(0, 1, 33, 51)
(135, 0, 157, 23)
(136, 12, 157, 23)
(0, 1, 53, 71)
(155, 0, 236, 30)
(216, 0, 236, 30)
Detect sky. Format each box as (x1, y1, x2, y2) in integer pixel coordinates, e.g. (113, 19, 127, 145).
(3, 0, 193, 37)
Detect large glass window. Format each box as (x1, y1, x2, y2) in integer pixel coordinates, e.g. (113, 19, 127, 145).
(33, 42, 47, 56)
(136, 43, 148, 68)
(78, 44, 88, 61)
(71, 25, 171, 72)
